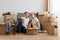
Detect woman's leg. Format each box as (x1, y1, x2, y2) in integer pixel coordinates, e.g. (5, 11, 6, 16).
(38, 26, 42, 32)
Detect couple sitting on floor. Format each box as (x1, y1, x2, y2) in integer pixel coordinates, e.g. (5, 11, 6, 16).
(6, 12, 41, 34)
(17, 12, 41, 33)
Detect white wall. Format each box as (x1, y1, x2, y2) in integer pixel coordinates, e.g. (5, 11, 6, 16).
(0, 0, 46, 13)
(50, 0, 60, 17)
(50, 0, 60, 36)
(0, 0, 46, 22)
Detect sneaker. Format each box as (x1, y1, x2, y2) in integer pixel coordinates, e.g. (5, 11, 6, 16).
(39, 30, 43, 33)
(6, 32, 9, 35)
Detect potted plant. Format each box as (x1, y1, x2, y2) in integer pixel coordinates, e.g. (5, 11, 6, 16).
(2, 12, 11, 16)
(12, 19, 18, 35)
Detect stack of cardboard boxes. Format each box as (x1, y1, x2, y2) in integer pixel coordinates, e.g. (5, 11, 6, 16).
(38, 12, 49, 30)
(38, 12, 58, 35)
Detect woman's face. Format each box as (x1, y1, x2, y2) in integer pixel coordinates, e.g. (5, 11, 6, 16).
(30, 13, 34, 18)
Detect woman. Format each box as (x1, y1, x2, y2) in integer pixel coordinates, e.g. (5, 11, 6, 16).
(29, 13, 41, 32)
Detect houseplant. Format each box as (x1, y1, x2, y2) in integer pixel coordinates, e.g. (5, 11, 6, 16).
(12, 19, 18, 35)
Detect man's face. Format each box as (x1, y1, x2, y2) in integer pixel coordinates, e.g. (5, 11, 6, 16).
(24, 13, 28, 17)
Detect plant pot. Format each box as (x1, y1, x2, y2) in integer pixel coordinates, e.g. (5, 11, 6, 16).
(13, 31, 16, 35)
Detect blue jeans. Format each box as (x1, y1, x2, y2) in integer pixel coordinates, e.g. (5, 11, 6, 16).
(38, 26, 42, 32)
(17, 21, 26, 33)
(6, 22, 12, 33)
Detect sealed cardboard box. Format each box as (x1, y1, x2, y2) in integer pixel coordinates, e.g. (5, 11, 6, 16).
(41, 22, 46, 30)
(51, 21, 58, 25)
(44, 21, 51, 26)
(38, 12, 50, 22)
(44, 21, 58, 26)
(38, 15, 44, 21)
(41, 14, 56, 22)
(45, 22, 58, 35)
(38, 15, 51, 22)
(48, 27, 58, 35)
(43, 21, 58, 35)
(53, 28, 58, 35)
(42, 16, 51, 21)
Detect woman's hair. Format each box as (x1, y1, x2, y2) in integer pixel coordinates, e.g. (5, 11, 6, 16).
(28, 20, 32, 24)
(30, 13, 35, 17)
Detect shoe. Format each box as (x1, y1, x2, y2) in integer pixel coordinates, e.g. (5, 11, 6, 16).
(39, 30, 45, 33)
(6, 32, 9, 35)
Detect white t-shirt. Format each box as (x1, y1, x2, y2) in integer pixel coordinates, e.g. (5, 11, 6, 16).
(32, 17, 40, 28)
(22, 17, 29, 28)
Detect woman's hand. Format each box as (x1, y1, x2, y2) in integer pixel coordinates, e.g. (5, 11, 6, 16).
(35, 22, 39, 27)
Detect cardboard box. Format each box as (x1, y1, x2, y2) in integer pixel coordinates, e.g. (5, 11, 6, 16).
(38, 15, 51, 22)
(38, 15, 44, 21)
(38, 11, 48, 15)
(48, 27, 58, 35)
(41, 22, 46, 30)
(43, 21, 58, 35)
(0, 23, 6, 34)
(45, 21, 58, 35)
(42, 16, 51, 21)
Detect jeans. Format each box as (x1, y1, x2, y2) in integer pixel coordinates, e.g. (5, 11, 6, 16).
(38, 26, 42, 32)
(17, 21, 26, 33)
(6, 22, 12, 33)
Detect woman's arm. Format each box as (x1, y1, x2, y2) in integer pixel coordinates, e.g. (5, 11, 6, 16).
(36, 22, 39, 27)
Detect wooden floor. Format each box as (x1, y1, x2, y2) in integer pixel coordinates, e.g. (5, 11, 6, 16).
(0, 33, 59, 40)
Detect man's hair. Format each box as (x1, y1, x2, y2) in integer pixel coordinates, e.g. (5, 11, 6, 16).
(24, 12, 28, 14)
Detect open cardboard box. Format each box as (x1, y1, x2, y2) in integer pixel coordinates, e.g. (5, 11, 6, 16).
(38, 11, 48, 15)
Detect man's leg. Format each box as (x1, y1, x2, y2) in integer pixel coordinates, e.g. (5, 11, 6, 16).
(21, 26, 26, 33)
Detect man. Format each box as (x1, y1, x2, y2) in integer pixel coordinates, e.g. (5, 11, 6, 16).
(30, 13, 41, 32)
(19, 12, 30, 33)
(22, 12, 30, 28)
